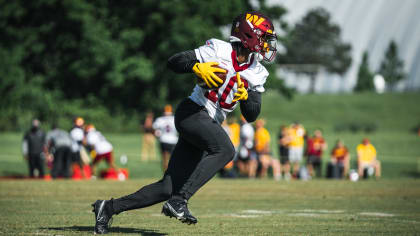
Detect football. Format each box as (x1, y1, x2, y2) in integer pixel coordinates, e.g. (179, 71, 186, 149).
(196, 65, 227, 89)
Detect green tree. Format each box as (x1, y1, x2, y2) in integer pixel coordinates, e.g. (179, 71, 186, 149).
(354, 51, 374, 92)
(378, 40, 406, 91)
(278, 7, 352, 93)
(0, 0, 290, 131)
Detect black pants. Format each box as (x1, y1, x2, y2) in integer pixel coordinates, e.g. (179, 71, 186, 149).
(112, 98, 235, 214)
(51, 146, 72, 179)
(28, 153, 45, 178)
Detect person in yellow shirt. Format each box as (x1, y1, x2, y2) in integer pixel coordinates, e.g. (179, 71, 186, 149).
(220, 116, 241, 177)
(254, 119, 280, 180)
(357, 138, 381, 179)
(228, 116, 241, 150)
(288, 122, 305, 178)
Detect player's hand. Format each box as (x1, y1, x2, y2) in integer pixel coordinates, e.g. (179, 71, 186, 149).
(233, 72, 248, 102)
(192, 62, 226, 88)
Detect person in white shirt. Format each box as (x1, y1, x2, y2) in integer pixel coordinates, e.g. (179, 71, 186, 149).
(85, 124, 115, 175)
(153, 105, 179, 171)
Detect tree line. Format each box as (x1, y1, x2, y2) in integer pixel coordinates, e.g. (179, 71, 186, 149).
(0, 1, 405, 132)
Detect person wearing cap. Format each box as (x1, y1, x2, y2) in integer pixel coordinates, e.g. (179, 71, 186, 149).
(70, 117, 87, 171)
(357, 138, 381, 179)
(22, 119, 46, 178)
(153, 105, 178, 171)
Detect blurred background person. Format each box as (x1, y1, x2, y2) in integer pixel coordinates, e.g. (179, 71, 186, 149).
(224, 116, 240, 178)
(288, 122, 306, 178)
(153, 105, 178, 171)
(227, 116, 241, 154)
(254, 119, 281, 180)
(237, 116, 257, 178)
(277, 125, 291, 180)
(219, 120, 236, 178)
(45, 123, 73, 179)
(330, 140, 350, 179)
(85, 124, 116, 177)
(22, 119, 46, 178)
(305, 129, 327, 178)
(141, 112, 157, 162)
(70, 117, 88, 177)
(357, 138, 381, 179)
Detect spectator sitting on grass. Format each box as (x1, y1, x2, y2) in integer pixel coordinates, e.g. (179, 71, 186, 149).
(357, 138, 381, 179)
(330, 139, 350, 179)
(277, 125, 291, 180)
(254, 119, 281, 180)
(305, 129, 327, 178)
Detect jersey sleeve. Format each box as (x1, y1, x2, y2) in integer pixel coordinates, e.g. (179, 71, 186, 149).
(241, 62, 269, 93)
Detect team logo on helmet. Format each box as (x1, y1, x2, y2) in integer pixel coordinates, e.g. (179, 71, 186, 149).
(231, 12, 278, 62)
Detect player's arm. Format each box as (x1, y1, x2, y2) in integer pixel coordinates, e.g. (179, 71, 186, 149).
(167, 50, 225, 88)
(240, 90, 261, 123)
(167, 50, 198, 73)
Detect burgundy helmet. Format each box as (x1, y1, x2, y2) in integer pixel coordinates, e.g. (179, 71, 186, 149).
(230, 12, 277, 62)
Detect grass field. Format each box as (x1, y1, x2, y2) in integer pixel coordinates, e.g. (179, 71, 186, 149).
(1, 179, 419, 235)
(0, 93, 419, 235)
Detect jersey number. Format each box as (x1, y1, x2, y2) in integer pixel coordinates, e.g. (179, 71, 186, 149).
(205, 75, 249, 109)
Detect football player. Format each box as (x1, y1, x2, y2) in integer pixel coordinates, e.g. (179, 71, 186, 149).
(92, 12, 277, 234)
(153, 105, 178, 171)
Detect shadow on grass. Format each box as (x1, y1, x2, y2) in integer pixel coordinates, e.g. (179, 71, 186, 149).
(40, 226, 167, 235)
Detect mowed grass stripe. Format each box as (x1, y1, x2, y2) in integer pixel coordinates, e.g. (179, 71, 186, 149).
(0, 179, 419, 235)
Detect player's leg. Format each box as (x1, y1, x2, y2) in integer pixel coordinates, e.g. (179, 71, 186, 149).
(259, 154, 270, 178)
(271, 158, 281, 180)
(51, 148, 63, 178)
(92, 137, 203, 233)
(173, 114, 234, 200)
(374, 160, 381, 178)
(357, 161, 364, 177)
(162, 99, 234, 223)
(35, 153, 45, 178)
(111, 138, 202, 214)
(63, 147, 72, 178)
(28, 154, 35, 178)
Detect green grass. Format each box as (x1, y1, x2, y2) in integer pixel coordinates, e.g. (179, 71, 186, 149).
(1, 93, 420, 235)
(0, 179, 419, 235)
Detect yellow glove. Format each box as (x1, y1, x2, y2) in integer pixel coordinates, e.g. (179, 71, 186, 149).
(192, 62, 226, 88)
(233, 72, 248, 102)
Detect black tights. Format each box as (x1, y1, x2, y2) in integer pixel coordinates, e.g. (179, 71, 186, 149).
(112, 99, 235, 214)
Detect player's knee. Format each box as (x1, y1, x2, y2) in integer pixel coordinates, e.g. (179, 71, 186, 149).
(220, 143, 235, 162)
(160, 175, 173, 199)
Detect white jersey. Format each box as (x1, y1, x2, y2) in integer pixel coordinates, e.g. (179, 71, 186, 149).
(86, 129, 113, 155)
(152, 115, 178, 144)
(70, 127, 84, 151)
(240, 123, 255, 149)
(189, 38, 269, 124)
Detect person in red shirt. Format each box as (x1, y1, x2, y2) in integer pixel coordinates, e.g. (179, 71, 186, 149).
(305, 129, 327, 178)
